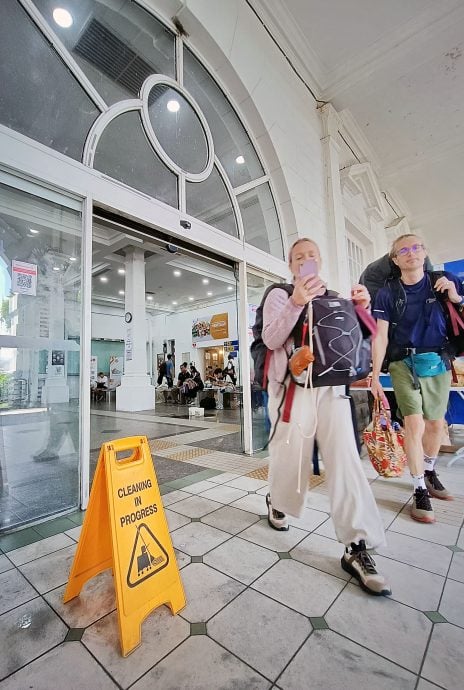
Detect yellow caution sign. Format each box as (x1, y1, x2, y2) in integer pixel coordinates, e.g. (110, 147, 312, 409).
(63, 436, 185, 656)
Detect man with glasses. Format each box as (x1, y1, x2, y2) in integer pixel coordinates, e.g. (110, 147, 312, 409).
(371, 234, 464, 523)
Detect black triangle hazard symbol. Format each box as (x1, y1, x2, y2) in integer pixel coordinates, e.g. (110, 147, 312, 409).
(126, 522, 169, 588)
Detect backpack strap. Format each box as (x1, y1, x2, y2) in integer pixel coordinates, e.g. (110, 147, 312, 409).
(282, 379, 296, 423)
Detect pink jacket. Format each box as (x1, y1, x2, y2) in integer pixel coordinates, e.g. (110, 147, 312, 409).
(262, 287, 305, 395)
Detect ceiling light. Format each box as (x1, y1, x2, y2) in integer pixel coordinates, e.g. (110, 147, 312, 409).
(52, 266, 60, 272)
(167, 99, 180, 113)
(207, 291, 212, 296)
(172, 301, 178, 305)
(29, 228, 39, 234)
(118, 268, 125, 275)
(100, 276, 108, 283)
(52, 7, 73, 28)
(235, 155, 245, 165)
(227, 286, 233, 291)
(118, 290, 125, 296)
(188, 296, 194, 301)
(147, 295, 153, 301)
(202, 278, 209, 284)
(173, 269, 181, 277)
(69, 256, 77, 262)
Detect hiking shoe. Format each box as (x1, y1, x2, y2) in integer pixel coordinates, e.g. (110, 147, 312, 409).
(265, 493, 289, 531)
(411, 487, 435, 523)
(341, 540, 391, 596)
(424, 470, 453, 501)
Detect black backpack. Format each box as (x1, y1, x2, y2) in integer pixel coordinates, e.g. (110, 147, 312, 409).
(250, 284, 372, 388)
(360, 253, 434, 303)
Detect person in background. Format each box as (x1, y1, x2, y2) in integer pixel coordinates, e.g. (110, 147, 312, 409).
(175, 362, 191, 404)
(226, 354, 237, 384)
(371, 234, 464, 524)
(263, 236, 390, 596)
(165, 353, 174, 387)
(183, 364, 204, 404)
(95, 371, 108, 401)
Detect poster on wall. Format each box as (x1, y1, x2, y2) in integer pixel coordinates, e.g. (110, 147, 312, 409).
(192, 313, 229, 343)
(109, 355, 123, 387)
(90, 356, 98, 384)
(11, 260, 37, 296)
(125, 326, 133, 362)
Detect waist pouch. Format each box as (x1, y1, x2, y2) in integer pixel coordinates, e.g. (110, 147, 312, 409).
(404, 352, 447, 378)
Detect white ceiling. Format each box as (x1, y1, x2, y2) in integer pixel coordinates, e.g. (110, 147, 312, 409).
(250, 0, 464, 262)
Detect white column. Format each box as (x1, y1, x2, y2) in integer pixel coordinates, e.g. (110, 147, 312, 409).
(320, 103, 350, 295)
(116, 247, 155, 411)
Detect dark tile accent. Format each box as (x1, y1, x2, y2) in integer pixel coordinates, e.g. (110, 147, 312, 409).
(190, 622, 207, 635)
(0, 527, 42, 552)
(164, 468, 221, 491)
(310, 616, 329, 630)
(35, 516, 78, 538)
(277, 552, 292, 560)
(191, 556, 203, 563)
(187, 432, 243, 454)
(446, 545, 464, 552)
(424, 611, 448, 623)
(65, 627, 85, 641)
(191, 518, 201, 523)
(68, 511, 86, 526)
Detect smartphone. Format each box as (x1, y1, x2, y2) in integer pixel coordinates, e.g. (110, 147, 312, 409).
(300, 258, 318, 277)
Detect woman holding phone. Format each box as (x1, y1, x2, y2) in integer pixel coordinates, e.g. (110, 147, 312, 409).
(262, 237, 390, 596)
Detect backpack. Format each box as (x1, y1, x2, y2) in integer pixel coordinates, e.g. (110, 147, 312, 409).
(360, 253, 434, 303)
(250, 283, 372, 388)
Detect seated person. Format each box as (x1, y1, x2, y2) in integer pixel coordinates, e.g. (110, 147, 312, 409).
(171, 362, 191, 404)
(95, 371, 108, 401)
(182, 365, 204, 404)
(205, 365, 216, 383)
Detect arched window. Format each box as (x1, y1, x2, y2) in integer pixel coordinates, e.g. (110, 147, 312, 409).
(0, 0, 284, 259)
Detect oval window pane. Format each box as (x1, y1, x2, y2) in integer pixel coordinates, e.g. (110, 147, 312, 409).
(238, 183, 283, 259)
(186, 166, 238, 238)
(147, 84, 209, 174)
(184, 48, 264, 186)
(94, 111, 178, 208)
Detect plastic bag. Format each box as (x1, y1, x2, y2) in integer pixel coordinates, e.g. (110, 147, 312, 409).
(363, 398, 407, 478)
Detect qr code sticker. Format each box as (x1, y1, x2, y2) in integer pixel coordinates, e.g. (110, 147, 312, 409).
(17, 274, 32, 289)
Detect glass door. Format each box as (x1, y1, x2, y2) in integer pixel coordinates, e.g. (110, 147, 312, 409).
(0, 180, 82, 532)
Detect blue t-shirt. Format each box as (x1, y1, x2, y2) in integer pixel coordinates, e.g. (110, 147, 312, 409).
(373, 272, 463, 348)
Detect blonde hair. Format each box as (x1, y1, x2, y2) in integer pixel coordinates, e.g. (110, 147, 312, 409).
(390, 233, 425, 258)
(288, 237, 320, 264)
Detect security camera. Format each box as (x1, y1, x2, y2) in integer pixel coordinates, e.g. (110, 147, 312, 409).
(180, 219, 191, 230)
(166, 243, 178, 253)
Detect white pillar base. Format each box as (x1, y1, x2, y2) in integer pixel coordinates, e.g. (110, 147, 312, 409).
(116, 379, 155, 412)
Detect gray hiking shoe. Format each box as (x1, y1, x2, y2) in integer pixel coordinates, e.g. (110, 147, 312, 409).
(411, 487, 435, 523)
(424, 470, 453, 501)
(341, 540, 391, 596)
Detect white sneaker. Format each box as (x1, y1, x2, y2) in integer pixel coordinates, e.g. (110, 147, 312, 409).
(265, 493, 289, 531)
(341, 540, 391, 597)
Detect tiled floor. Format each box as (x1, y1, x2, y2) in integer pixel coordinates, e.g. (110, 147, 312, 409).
(1, 443, 464, 688)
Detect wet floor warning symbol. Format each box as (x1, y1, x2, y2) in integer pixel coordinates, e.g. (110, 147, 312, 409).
(127, 523, 169, 587)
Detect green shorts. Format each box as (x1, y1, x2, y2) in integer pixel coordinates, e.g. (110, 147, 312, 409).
(388, 360, 451, 420)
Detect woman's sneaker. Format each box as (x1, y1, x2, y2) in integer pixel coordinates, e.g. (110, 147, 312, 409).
(265, 494, 289, 531)
(411, 487, 435, 523)
(341, 540, 391, 596)
(424, 470, 453, 500)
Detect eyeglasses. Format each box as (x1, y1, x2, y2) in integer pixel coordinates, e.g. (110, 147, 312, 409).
(395, 243, 425, 257)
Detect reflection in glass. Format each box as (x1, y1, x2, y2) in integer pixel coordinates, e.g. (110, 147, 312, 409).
(0, 183, 82, 532)
(238, 184, 284, 259)
(94, 111, 178, 208)
(184, 48, 264, 186)
(0, 1, 99, 161)
(32, 0, 176, 104)
(186, 167, 238, 237)
(147, 84, 209, 174)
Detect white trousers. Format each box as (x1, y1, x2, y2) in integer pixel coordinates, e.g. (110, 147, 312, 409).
(268, 380, 386, 549)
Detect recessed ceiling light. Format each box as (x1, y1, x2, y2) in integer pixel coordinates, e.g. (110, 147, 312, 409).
(173, 269, 181, 277)
(207, 291, 213, 296)
(188, 296, 194, 301)
(118, 290, 125, 296)
(53, 7, 73, 28)
(69, 256, 77, 262)
(167, 99, 180, 113)
(227, 286, 233, 291)
(118, 268, 125, 275)
(202, 278, 209, 285)
(100, 276, 108, 283)
(29, 228, 39, 234)
(172, 301, 177, 305)
(52, 266, 60, 272)
(147, 295, 153, 301)
(235, 155, 245, 165)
